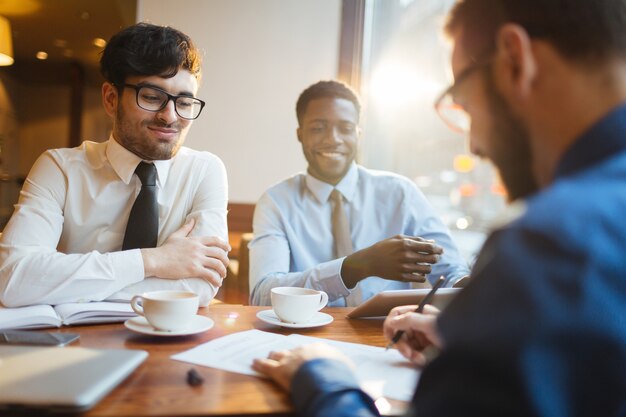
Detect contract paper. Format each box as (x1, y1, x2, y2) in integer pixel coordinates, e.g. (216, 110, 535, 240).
(171, 329, 419, 401)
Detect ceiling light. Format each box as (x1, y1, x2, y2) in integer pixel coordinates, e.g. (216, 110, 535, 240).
(36, 51, 48, 60)
(0, 0, 40, 16)
(92, 38, 106, 48)
(0, 16, 14, 66)
(63, 49, 74, 58)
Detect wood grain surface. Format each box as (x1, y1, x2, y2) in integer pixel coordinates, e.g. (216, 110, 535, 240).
(40, 304, 405, 417)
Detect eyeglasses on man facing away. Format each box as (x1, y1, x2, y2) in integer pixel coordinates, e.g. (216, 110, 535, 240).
(434, 57, 493, 133)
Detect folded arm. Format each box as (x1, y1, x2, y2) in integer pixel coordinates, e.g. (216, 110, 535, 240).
(0, 152, 229, 307)
(0, 154, 146, 307)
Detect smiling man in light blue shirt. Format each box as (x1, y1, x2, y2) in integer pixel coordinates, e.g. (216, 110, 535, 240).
(249, 80, 469, 307)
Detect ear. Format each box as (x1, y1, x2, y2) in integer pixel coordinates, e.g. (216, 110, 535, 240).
(102, 82, 118, 118)
(494, 23, 537, 101)
(296, 127, 303, 143)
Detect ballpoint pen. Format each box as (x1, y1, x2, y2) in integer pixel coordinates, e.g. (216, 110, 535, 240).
(385, 275, 446, 350)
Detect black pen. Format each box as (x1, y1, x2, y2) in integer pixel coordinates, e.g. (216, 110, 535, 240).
(386, 275, 446, 350)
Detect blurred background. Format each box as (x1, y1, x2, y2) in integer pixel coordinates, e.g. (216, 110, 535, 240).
(0, 0, 507, 265)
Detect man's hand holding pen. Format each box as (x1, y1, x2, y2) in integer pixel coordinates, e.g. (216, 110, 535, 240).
(254, 275, 449, 392)
(382, 304, 443, 366)
(384, 274, 445, 362)
(254, 304, 445, 393)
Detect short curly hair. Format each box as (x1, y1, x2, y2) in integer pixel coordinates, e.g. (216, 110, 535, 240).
(100, 22, 202, 86)
(296, 80, 361, 126)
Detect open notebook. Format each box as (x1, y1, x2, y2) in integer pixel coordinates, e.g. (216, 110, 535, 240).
(0, 345, 148, 413)
(0, 302, 137, 330)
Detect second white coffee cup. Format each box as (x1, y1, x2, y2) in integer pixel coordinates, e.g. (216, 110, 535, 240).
(131, 290, 199, 331)
(271, 287, 328, 324)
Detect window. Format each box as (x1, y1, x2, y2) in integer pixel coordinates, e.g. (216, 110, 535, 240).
(353, 0, 504, 261)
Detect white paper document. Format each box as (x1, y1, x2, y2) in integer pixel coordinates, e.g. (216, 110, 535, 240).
(171, 329, 419, 401)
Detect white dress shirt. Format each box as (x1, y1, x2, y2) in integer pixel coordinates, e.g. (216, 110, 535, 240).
(0, 137, 228, 307)
(250, 163, 469, 306)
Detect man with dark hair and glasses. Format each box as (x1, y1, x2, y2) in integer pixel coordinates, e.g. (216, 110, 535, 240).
(252, 0, 626, 416)
(0, 23, 230, 307)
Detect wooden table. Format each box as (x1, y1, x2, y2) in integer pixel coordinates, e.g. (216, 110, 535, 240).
(46, 304, 405, 417)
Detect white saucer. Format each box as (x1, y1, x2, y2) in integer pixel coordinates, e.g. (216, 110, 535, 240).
(124, 315, 214, 336)
(256, 309, 334, 328)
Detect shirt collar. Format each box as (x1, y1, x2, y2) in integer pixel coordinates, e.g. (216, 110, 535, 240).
(304, 162, 358, 203)
(105, 135, 172, 187)
(555, 103, 626, 180)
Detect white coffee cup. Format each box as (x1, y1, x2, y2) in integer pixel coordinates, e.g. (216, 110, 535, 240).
(130, 290, 199, 331)
(271, 287, 328, 324)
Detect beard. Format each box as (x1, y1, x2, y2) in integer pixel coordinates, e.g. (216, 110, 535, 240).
(114, 105, 185, 161)
(482, 70, 539, 202)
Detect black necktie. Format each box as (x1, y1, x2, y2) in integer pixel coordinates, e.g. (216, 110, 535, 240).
(122, 162, 158, 250)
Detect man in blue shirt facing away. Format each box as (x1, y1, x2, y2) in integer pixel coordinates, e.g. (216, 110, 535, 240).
(249, 81, 469, 306)
(252, 0, 626, 416)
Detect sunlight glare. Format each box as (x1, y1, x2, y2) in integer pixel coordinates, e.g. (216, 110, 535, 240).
(370, 62, 442, 108)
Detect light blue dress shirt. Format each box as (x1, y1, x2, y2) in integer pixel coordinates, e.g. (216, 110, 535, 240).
(249, 163, 469, 306)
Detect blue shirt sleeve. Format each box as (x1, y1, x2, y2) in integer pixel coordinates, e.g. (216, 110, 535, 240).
(291, 358, 380, 417)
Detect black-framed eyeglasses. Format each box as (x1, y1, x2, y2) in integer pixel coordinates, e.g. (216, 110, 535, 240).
(434, 57, 493, 133)
(120, 83, 206, 120)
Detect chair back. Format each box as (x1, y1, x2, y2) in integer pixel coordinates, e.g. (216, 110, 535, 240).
(236, 233, 253, 304)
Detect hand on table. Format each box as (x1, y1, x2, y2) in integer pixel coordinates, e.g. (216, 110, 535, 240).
(141, 218, 231, 287)
(252, 343, 353, 393)
(383, 304, 443, 366)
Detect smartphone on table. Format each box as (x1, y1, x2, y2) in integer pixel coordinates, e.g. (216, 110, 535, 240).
(0, 330, 80, 346)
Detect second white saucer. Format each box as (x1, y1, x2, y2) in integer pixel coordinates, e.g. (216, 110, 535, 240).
(124, 315, 214, 336)
(256, 309, 334, 328)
